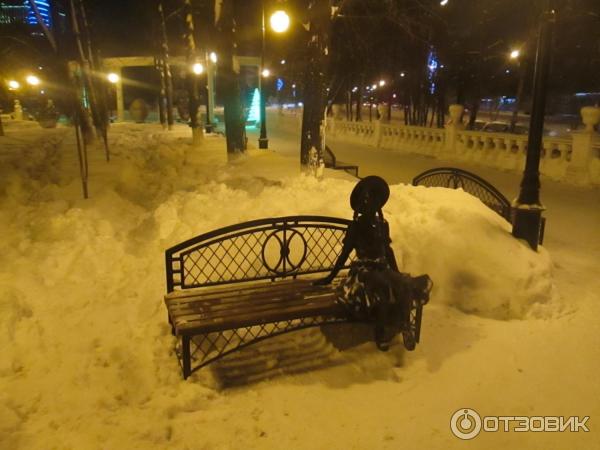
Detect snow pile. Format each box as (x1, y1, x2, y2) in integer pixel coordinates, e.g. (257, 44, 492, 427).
(0, 123, 559, 449)
(152, 175, 555, 320)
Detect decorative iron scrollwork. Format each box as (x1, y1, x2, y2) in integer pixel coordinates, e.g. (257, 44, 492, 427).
(261, 227, 308, 276)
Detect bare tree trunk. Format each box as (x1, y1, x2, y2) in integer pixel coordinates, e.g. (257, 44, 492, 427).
(68, 60, 90, 199)
(30, 0, 89, 197)
(217, 0, 245, 155)
(300, 0, 332, 167)
(0, 114, 4, 136)
(468, 53, 483, 130)
(74, 102, 89, 198)
(78, 0, 110, 161)
(183, 0, 202, 145)
(155, 56, 167, 129)
(429, 97, 435, 127)
(158, 1, 174, 130)
(403, 87, 409, 125)
(69, 0, 95, 144)
(347, 89, 352, 121)
(437, 89, 445, 128)
(355, 83, 362, 121)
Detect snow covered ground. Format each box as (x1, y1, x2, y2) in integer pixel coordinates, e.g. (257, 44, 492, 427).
(0, 118, 598, 449)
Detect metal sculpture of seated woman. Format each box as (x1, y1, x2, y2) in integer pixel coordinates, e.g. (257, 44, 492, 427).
(314, 176, 433, 351)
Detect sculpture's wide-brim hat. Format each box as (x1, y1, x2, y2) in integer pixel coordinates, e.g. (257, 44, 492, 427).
(350, 175, 390, 212)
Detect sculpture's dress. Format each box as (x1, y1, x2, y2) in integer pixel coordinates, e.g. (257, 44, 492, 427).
(336, 215, 431, 344)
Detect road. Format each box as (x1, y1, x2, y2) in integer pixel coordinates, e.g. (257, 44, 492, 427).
(245, 111, 599, 300)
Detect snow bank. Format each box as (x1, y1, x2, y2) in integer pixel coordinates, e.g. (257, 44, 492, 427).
(152, 175, 555, 319)
(0, 123, 557, 448)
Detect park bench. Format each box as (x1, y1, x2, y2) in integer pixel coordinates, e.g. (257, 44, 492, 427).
(412, 167, 545, 244)
(164, 215, 424, 379)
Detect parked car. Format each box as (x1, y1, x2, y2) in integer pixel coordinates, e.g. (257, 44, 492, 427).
(470, 120, 487, 131)
(481, 121, 511, 133)
(480, 121, 560, 137)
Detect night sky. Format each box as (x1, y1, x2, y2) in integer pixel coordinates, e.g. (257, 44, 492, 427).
(86, 0, 266, 58)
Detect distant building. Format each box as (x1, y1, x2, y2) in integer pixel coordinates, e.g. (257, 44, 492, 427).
(0, 1, 29, 25)
(27, 0, 51, 28)
(0, 0, 54, 28)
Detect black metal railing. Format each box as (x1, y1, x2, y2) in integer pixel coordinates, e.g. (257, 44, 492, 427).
(412, 167, 512, 222)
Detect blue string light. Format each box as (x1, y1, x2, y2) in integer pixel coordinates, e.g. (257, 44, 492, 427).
(276, 78, 284, 92)
(427, 47, 439, 94)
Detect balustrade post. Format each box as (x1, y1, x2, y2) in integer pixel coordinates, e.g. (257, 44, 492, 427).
(566, 106, 599, 184)
(444, 104, 464, 156)
(14, 100, 24, 121)
(374, 117, 383, 148)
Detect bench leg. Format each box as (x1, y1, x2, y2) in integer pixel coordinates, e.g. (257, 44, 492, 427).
(168, 314, 175, 336)
(415, 304, 423, 343)
(182, 335, 191, 379)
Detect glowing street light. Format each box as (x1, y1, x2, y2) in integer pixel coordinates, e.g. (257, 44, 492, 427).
(280, 59, 286, 65)
(440, 0, 449, 5)
(379, 79, 386, 87)
(8, 80, 20, 90)
(259, 8, 289, 150)
(192, 63, 204, 75)
(510, 49, 521, 60)
(107, 72, 120, 84)
(400, 72, 406, 77)
(371, 84, 377, 90)
(26, 75, 40, 86)
(270, 10, 290, 33)
(209, 52, 217, 63)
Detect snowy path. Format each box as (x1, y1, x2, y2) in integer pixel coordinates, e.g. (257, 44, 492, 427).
(0, 119, 598, 449)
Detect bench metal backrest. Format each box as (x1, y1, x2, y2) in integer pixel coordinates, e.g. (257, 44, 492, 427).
(412, 167, 512, 221)
(166, 216, 353, 292)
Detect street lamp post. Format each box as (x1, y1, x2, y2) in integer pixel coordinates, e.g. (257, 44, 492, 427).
(107, 72, 120, 120)
(259, 2, 269, 149)
(258, 8, 290, 149)
(512, 0, 555, 250)
(509, 48, 525, 132)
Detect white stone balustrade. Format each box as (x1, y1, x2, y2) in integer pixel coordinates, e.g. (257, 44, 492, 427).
(325, 105, 599, 185)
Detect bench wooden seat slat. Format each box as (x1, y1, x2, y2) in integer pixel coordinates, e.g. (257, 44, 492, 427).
(170, 289, 338, 318)
(176, 298, 343, 335)
(169, 288, 341, 331)
(166, 279, 343, 312)
(166, 278, 336, 306)
(172, 296, 337, 331)
(170, 292, 309, 320)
